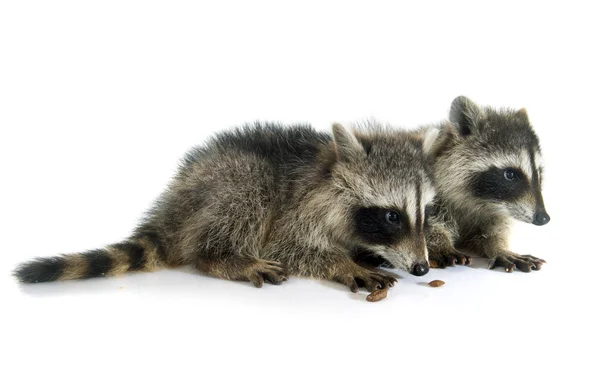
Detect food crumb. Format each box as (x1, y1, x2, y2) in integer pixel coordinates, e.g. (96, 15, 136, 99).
(428, 280, 445, 287)
(366, 287, 388, 302)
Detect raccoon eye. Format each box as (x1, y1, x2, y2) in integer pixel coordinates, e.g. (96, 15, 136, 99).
(504, 169, 518, 181)
(386, 211, 401, 224)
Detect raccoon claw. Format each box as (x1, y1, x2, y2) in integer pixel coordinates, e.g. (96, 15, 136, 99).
(520, 254, 547, 265)
(488, 253, 545, 273)
(247, 260, 289, 287)
(334, 267, 397, 293)
(429, 251, 472, 269)
(489, 256, 516, 273)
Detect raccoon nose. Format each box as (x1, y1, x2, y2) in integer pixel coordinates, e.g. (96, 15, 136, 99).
(411, 263, 429, 276)
(533, 212, 551, 226)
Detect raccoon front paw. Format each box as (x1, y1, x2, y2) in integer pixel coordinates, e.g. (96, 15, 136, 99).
(488, 252, 546, 273)
(332, 265, 397, 293)
(245, 260, 289, 288)
(429, 251, 472, 269)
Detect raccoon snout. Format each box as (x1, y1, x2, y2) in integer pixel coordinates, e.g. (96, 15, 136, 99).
(410, 263, 429, 276)
(533, 211, 550, 226)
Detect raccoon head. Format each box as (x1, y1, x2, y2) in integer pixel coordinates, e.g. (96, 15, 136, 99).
(436, 96, 550, 226)
(330, 123, 436, 276)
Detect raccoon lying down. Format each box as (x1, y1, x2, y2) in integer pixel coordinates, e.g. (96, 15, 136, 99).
(15, 123, 437, 293)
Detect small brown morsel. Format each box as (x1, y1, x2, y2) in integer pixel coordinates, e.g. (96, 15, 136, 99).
(366, 287, 388, 302)
(428, 280, 445, 287)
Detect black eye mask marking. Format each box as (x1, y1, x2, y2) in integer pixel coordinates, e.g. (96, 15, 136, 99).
(353, 207, 408, 245)
(471, 167, 529, 201)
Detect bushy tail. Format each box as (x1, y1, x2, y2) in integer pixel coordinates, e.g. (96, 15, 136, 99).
(14, 234, 166, 283)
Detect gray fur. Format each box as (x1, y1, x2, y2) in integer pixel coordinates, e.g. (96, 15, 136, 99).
(15, 122, 436, 292)
(423, 96, 549, 272)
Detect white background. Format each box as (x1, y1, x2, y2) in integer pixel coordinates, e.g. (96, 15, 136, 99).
(1, 1, 598, 380)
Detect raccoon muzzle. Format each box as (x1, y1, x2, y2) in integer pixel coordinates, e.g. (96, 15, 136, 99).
(14, 236, 165, 283)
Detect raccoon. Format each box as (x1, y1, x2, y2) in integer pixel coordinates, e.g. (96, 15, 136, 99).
(14, 122, 437, 292)
(424, 96, 550, 272)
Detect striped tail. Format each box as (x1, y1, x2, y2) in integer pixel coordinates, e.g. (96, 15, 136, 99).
(14, 235, 166, 283)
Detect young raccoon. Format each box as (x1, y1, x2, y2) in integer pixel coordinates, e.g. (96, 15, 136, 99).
(14, 123, 437, 292)
(425, 96, 550, 272)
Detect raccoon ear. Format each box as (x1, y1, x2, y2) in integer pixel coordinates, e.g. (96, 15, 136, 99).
(449, 96, 485, 137)
(516, 108, 529, 121)
(332, 123, 366, 161)
(421, 127, 440, 156)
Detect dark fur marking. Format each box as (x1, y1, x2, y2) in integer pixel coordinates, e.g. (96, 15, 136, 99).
(134, 230, 167, 262)
(13, 256, 66, 283)
(415, 184, 423, 237)
(471, 167, 528, 201)
(352, 247, 392, 268)
(358, 137, 373, 156)
(353, 207, 408, 246)
(86, 249, 113, 278)
(529, 150, 539, 186)
(147, 232, 167, 262)
(456, 117, 473, 136)
(113, 241, 146, 271)
(424, 204, 433, 229)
